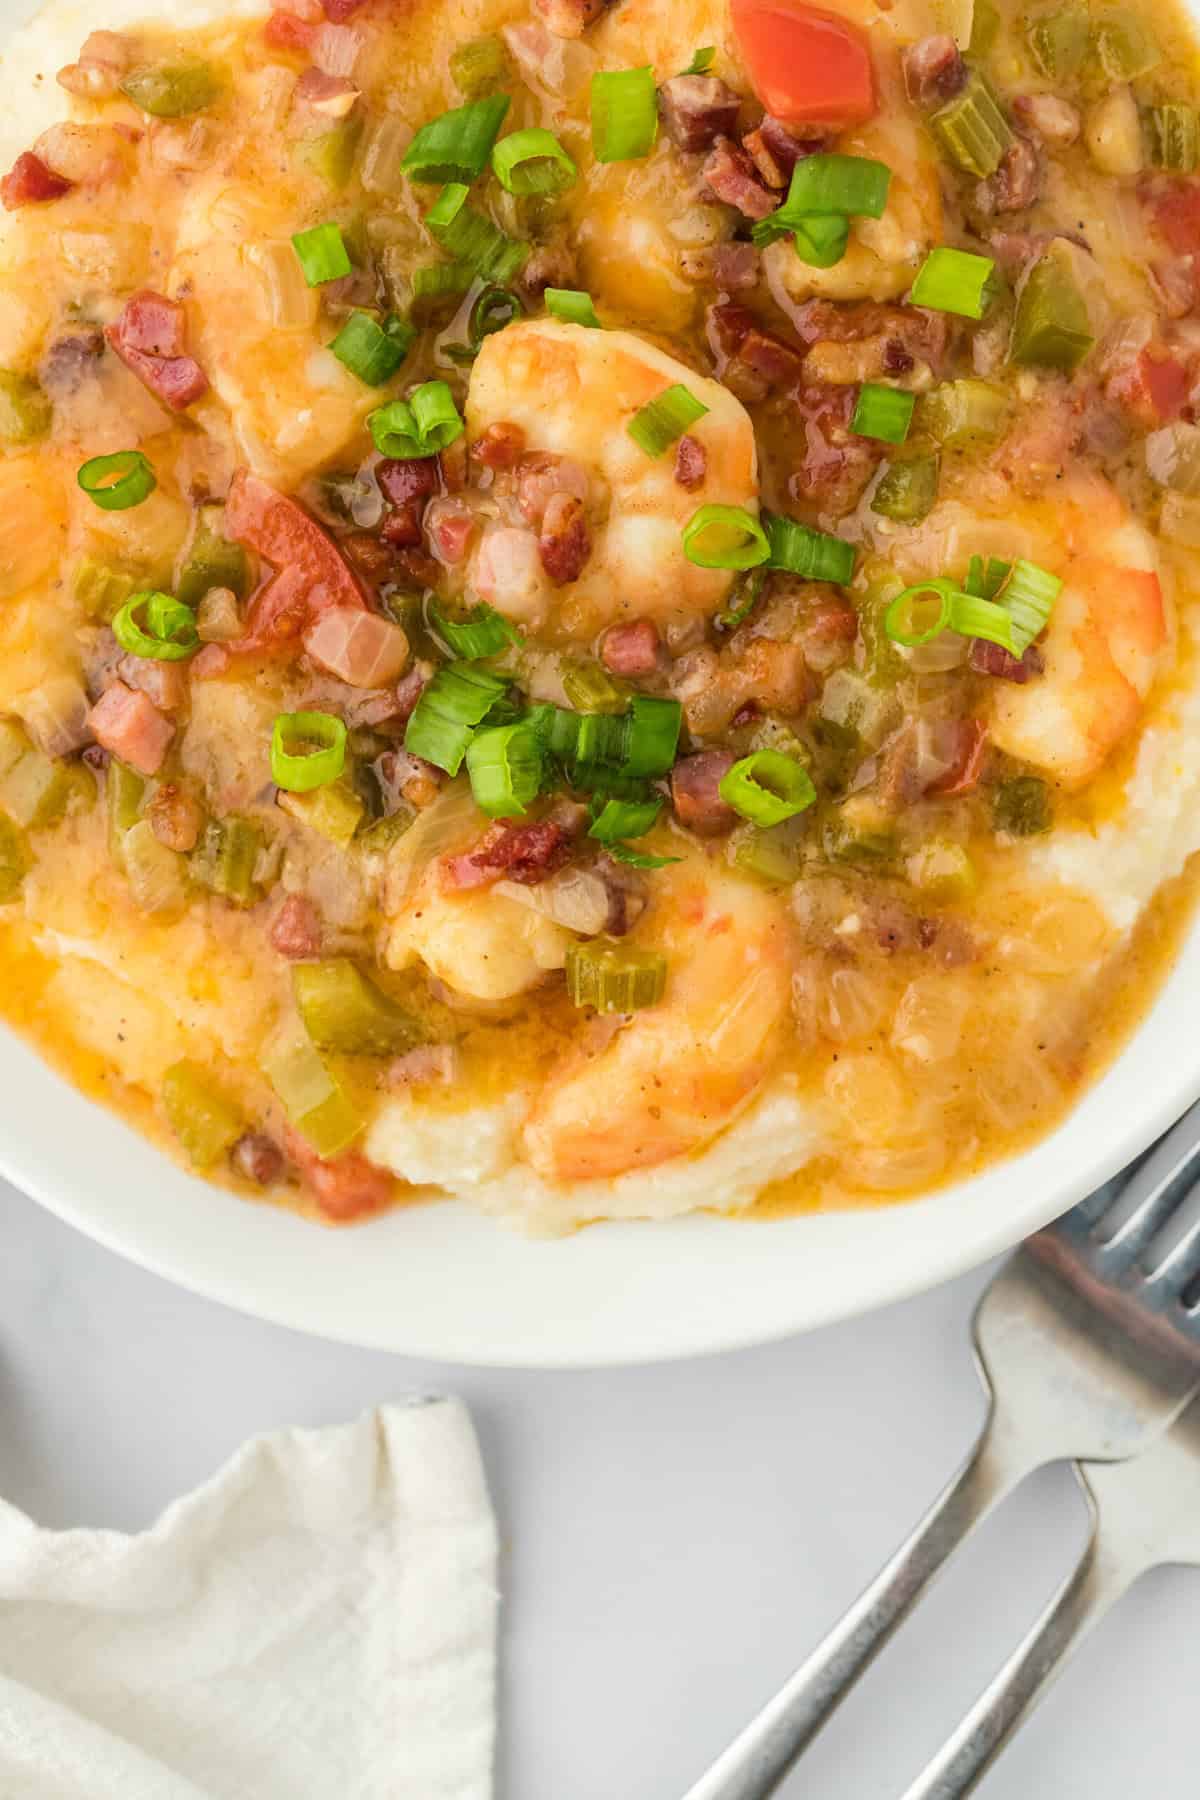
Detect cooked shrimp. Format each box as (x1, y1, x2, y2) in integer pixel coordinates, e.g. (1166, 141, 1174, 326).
(880, 476, 1170, 787)
(522, 864, 793, 1182)
(386, 864, 576, 1002)
(466, 318, 759, 639)
(763, 107, 942, 305)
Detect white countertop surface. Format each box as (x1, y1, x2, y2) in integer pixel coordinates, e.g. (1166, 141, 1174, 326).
(2, 1179, 1197, 1797)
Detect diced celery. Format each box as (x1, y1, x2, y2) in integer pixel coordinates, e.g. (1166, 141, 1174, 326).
(871, 454, 940, 522)
(917, 380, 1010, 446)
(907, 839, 977, 900)
(931, 69, 1013, 177)
(993, 775, 1052, 835)
(162, 1058, 244, 1167)
(122, 818, 188, 914)
(299, 116, 363, 190)
(175, 505, 249, 608)
(732, 823, 805, 884)
(357, 809, 416, 854)
(0, 744, 76, 829)
(292, 960, 425, 1056)
(823, 796, 898, 868)
(1010, 246, 1094, 372)
(450, 35, 508, 96)
(261, 1022, 363, 1156)
(1150, 105, 1199, 174)
(0, 370, 51, 444)
(107, 758, 146, 863)
(0, 811, 31, 901)
(969, 0, 1000, 56)
(565, 942, 668, 1012)
(121, 59, 220, 117)
(561, 660, 628, 715)
(278, 779, 364, 847)
(1026, 7, 1089, 78)
(1092, 8, 1160, 82)
(193, 816, 262, 905)
(73, 555, 143, 623)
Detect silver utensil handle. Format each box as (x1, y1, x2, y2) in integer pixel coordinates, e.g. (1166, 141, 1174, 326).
(898, 1472, 1121, 1800)
(681, 1418, 1018, 1800)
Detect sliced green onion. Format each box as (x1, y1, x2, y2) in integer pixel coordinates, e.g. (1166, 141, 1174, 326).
(910, 247, 998, 320)
(780, 153, 891, 219)
(545, 287, 602, 327)
(492, 126, 577, 195)
(931, 69, 1013, 178)
(607, 843, 681, 869)
(589, 793, 663, 843)
(465, 720, 544, 817)
(271, 711, 348, 792)
(719, 751, 816, 826)
(1010, 247, 1094, 373)
(450, 35, 507, 98)
(916, 378, 1010, 445)
(716, 566, 766, 631)
(681, 45, 716, 74)
(404, 663, 510, 775)
(409, 261, 474, 323)
(77, 449, 156, 512)
(947, 590, 1017, 651)
(682, 504, 770, 570)
(291, 221, 352, 287)
(753, 209, 848, 263)
(561, 660, 627, 714)
(112, 591, 200, 661)
(368, 380, 465, 458)
(430, 600, 519, 659)
(623, 695, 682, 778)
(851, 384, 915, 445)
(998, 558, 1061, 653)
(120, 59, 218, 117)
(627, 384, 709, 457)
(1150, 105, 1200, 174)
(964, 554, 1011, 600)
(565, 940, 668, 1011)
(591, 67, 658, 163)
(765, 514, 856, 584)
(884, 579, 956, 647)
(426, 181, 528, 285)
(871, 455, 940, 523)
(469, 284, 523, 346)
(330, 310, 415, 385)
(401, 94, 511, 184)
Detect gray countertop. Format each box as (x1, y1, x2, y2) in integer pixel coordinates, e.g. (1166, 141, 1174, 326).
(2, 1182, 1196, 1796)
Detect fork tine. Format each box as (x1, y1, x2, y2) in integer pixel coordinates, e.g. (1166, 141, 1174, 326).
(1080, 1098, 1200, 1266)
(1139, 1179, 1200, 1299)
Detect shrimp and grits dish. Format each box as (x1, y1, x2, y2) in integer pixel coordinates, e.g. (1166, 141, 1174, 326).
(0, 0, 1198, 1234)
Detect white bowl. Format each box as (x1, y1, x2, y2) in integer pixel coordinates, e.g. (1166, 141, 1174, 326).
(5, 908, 1199, 1366)
(4, 0, 1199, 1366)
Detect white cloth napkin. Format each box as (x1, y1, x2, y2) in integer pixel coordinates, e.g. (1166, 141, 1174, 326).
(0, 1398, 498, 1800)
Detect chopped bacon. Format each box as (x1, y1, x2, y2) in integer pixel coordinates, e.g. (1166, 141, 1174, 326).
(232, 1133, 285, 1186)
(303, 607, 409, 687)
(294, 67, 360, 116)
(105, 291, 207, 412)
(388, 1044, 456, 1087)
(992, 382, 1084, 492)
(376, 455, 438, 547)
(702, 136, 778, 220)
(794, 587, 858, 670)
(472, 421, 527, 470)
(928, 718, 989, 796)
(674, 434, 708, 490)
(601, 618, 660, 676)
(146, 783, 203, 853)
(902, 35, 966, 109)
(321, 0, 369, 19)
(269, 893, 324, 959)
(285, 1129, 393, 1221)
(671, 751, 738, 836)
(707, 302, 804, 403)
(1, 151, 72, 209)
(712, 241, 760, 292)
(788, 382, 883, 515)
(793, 297, 951, 372)
(516, 451, 590, 527)
(520, 241, 578, 301)
(443, 818, 576, 890)
(424, 496, 477, 565)
(658, 74, 742, 152)
(1106, 346, 1189, 427)
(393, 662, 432, 727)
(972, 136, 1041, 216)
(969, 638, 1044, 683)
(379, 503, 423, 548)
(116, 652, 186, 714)
(375, 747, 442, 811)
(533, 0, 606, 36)
(224, 470, 369, 657)
(88, 682, 174, 777)
(264, 8, 318, 52)
(1011, 92, 1081, 146)
(538, 492, 591, 584)
(873, 901, 977, 965)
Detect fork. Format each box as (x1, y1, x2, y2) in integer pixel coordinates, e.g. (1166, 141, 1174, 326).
(681, 1099, 1200, 1800)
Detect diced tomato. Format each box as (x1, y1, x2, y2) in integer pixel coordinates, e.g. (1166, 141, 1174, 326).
(1109, 349, 1189, 427)
(1144, 176, 1200, 257)
(224, 470, 369, 657)
(730, 0, 876, 129)
(1, 150, 72, 209)
(263, 8, 318, 53)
